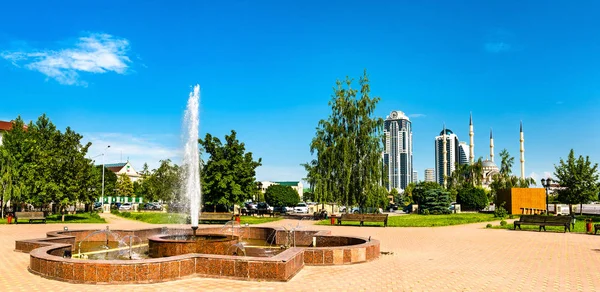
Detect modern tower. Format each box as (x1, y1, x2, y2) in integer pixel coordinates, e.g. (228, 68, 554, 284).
(520, 121, 525, 179)
(435, 127, 460, 187)
(383, 110, 413, 191)
(469, 113, 474, 163)
(424, 168, 435, 182)
(412, 171, 418, 183)
(458, 142, 469, 165)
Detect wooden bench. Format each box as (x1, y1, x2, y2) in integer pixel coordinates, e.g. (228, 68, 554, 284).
(337, 213, 388, 227)
(594, 224, 600, 235)
(15, 212, 46, 224)
(514, 215, 570, 232)
(199, 213, 234, 224)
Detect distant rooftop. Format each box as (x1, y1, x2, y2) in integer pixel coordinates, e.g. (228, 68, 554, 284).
(274, 181, 301, 186)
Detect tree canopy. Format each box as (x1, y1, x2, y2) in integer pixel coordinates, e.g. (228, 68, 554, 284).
(489, 149, 535, 196)
(199, 130, 262, 207)
(308, 70, 385, 210)
(554, 149, 600, 214)
(264, 185, 300, 207)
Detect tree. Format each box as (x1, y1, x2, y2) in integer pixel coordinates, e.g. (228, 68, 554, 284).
(389, 188, 400, 204)
(309, 70, 385, 212)
(116, 173, 134, 197)
(410, 181, 443, 206)
(420, 189, 451, 215)
(456, 187, 488, 211)
(448, 158, 484, 190)
(0, 147, 15, 218)
(264, 185, 300, 207)
(302, 190, 314, 202)
(145, 159, 180, 202)
(490, 149, 536, 197)
(554, 149, 600, 215)
(199, 130, 262, 209)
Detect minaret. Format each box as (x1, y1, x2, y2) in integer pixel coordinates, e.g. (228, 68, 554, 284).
(520, 121, 525, 179)
(489, 128, 494, 162)
(469, 113, 474, 164)
(442, 124, 448, 188)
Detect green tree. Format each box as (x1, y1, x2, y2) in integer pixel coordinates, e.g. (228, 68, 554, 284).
(410, 181, 443, 206)
(0, 147, 16, 218)
(490, 149, 536, 198)
(145, 159, 180, 202)
(264, 185, 300, 207)
(420, 189, 451, 215)
(448, 158, 484, 190)
(302, 190, 314, 202)
(199, 130, 262, 209)
(116, 173, 134, 197)
(456, 187, 488, 211)
(310, 70, 384, 212)
(389, 188, 400, 204)
(554, 149, 600, 215)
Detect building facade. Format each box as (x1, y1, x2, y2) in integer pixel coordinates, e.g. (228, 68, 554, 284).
(458, 142, 469, 165)
(424, 168, 435, 182)
(434, 129, 460, 186)
(412, 171, 418, 183)
(383, 110, 413, 191)
(259, 181, 304, 201)
(104, 161, 141, 182)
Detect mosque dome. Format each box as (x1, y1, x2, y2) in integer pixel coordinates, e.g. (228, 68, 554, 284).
(482, 159, 499, 171)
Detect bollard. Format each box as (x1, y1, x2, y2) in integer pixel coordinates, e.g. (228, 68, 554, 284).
(235, 214, 241, 223)
(586, 219, 593, 233)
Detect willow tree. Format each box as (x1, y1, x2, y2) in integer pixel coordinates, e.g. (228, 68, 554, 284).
(310, 70, 385, 211)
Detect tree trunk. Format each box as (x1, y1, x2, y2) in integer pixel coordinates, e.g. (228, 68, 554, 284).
(580, 203, 583, 215)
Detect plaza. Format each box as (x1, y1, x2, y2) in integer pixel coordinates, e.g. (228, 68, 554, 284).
(1, 214, 599, 291)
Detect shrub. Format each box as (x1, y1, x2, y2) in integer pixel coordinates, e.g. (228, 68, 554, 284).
(486, 223, 492, 228)
(456, 187, 488, 211)
(419, 189, 451, 215)
(494, 202, 508, 219)
(422, 209, 430, 215)
(500, 220, 507, 226)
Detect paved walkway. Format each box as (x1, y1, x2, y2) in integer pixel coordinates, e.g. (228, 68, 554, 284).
(1, 217, 599, 291)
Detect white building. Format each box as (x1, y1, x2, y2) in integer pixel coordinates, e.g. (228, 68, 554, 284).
(383, 110, 413, 191)
(424, 168, 435, 182)
(412, 171, 418, 183)
(104, 161, 141, 182)
(434, 128, 460, 187)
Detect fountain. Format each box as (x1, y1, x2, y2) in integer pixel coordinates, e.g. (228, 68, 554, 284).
(14, 85, 382, 284)
(183, 85, 201, 232)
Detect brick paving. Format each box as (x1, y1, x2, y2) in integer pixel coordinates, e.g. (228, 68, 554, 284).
(1, 215, 599, 291)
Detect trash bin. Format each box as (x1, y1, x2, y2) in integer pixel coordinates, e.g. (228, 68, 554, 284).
(586, 219, 593, 233)
(330, 215, 336, 225)
(7, 214, 12, 224)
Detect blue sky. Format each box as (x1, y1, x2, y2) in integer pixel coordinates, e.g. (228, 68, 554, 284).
(1, 1, 599, 184)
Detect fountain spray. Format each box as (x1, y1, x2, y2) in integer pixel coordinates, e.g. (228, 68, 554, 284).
(183, 85, 202, 236)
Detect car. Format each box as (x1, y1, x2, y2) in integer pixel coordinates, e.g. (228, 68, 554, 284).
(257, 202, 273, 211)
(119, 203, 132, 210)
(143, 202, 162, 211)
(93, 202, 103, 211)
(272, 206, 288, 214)
(387, 203, 399, 211)
(294, 202, 309, 214)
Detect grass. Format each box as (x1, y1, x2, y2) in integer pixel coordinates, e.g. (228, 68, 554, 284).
(492, 214, 600, 233)
(317, 213, 499, 227)
(111, 211, 283, 225)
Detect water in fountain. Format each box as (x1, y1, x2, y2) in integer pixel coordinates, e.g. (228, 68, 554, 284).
(183, 85, 201, 228)
(117, 234, 145, 260)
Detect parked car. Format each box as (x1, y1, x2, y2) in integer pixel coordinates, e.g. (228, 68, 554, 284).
(257, 202, 273, 213)
(294, 202, 309, 214)
(387, 203, 399, 211)
(272, 206, 288, 214)
(143, 202, 162, 211)
(119, 203, 132, 210)
(93, 202, 103, 211)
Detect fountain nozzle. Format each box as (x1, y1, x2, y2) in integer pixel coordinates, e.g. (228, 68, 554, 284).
(191, 226, 198, 238)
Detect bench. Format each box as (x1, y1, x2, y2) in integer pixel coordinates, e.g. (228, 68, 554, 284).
(15, 212, 46, 224)
(594, 224, 600, 235)
(199, 213, 234, 224)
(513, 215, 570, 232)
(337, 213, 388, 227)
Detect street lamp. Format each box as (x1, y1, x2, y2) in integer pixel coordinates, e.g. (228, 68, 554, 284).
(541, 178, 553, 214)
(101, 145, 111, 213)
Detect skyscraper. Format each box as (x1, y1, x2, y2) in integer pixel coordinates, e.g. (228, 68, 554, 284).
(383, 110, 413, 191)
(458, 142, 469, 165)
(412, 171, 418, 183)
(424, 168, 435, 182)
(434, 128, 460, 186)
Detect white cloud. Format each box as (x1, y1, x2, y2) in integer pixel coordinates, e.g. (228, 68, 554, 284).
(84, 133, 180, 171)
(528, 171, 554, 183)
(408, 113, 426, 118)
(1, 33, 131, 86)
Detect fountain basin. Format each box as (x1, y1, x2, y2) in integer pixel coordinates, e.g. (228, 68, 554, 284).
(148, 234, 237, 257)
(15, 226, 379, 284)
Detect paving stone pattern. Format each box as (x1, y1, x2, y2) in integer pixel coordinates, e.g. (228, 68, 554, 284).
(1, 214, 599, 291)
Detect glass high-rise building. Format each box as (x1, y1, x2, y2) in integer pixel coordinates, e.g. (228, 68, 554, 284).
(434, 129, 460, 186)
(383, 110, 413, 191)
(458, 142, 469, 165)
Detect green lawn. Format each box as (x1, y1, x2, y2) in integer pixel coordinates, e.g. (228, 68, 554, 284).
(317, 213, 499, 227)
(111, 211, 283, 225)
(0, 212, 106, 224)
(492, 214, 600, 233)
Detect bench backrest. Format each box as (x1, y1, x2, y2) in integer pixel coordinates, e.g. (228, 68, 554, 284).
(362, 214, 388, 220)
(15, 212, 44, 218)
(544, 216, 571, 224)
(200, 213, 233, 220)
(519, 215, 543, 223)
(340, 214, 363, 220)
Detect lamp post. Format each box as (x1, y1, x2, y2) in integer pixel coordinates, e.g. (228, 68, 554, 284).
(541, 178, 553, 214)
(101, 145, 111, 213)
